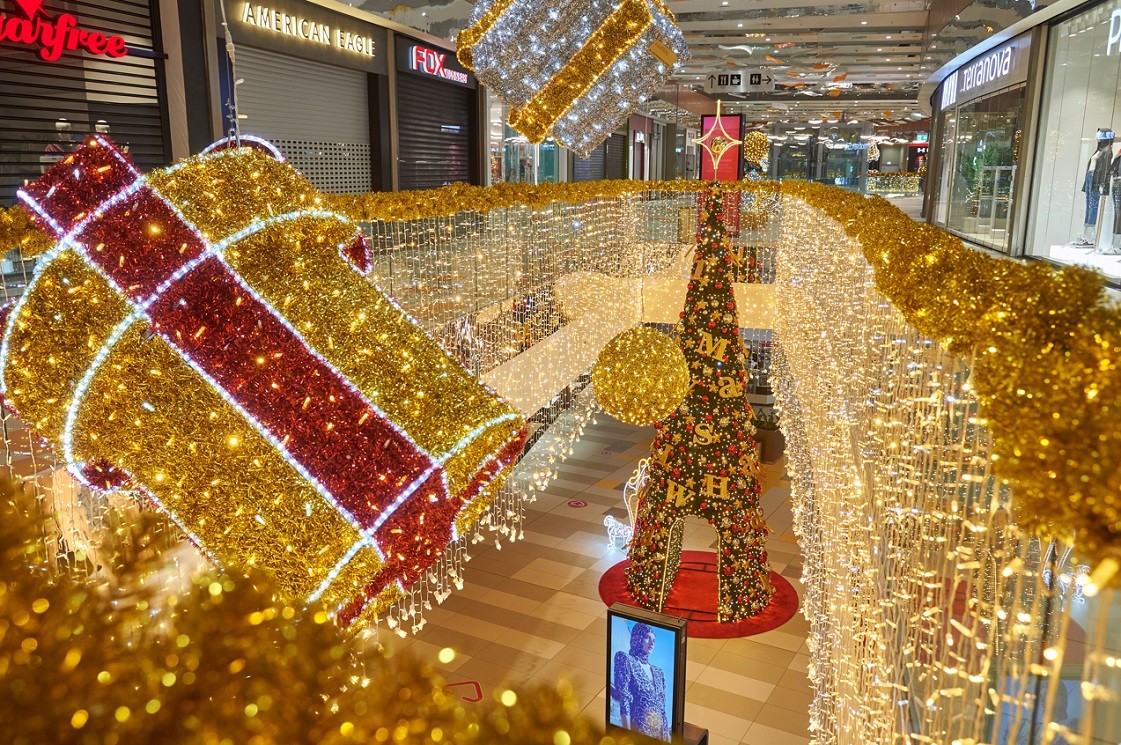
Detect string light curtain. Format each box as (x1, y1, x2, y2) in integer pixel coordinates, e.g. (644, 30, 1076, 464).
(773, 196, 1119, 745)
(1, 183, 1118, 744)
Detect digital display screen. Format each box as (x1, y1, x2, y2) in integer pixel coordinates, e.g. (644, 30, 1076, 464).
(606, 609, 684, 743)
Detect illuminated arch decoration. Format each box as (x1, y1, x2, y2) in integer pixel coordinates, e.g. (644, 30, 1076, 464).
(2, 136, 527, 625)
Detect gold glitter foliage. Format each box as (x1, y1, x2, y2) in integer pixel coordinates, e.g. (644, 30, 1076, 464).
(7, 174, 1121, 579)
(0, 203, 52, 258)
(593, 327, 690, 426)
(0, 481, 629, 745)
(742, 131, 771, 166)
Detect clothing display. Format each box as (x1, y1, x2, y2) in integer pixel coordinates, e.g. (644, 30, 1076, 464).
(1072, 129, 1116, 246)
(1083, 168, 1104, 227)
(613, 651, 669, 740)
(1107, 172, 1121, 254)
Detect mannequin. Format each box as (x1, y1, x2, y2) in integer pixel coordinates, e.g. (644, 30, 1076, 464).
(1104, 145, 1121, 255)
(1072, 128, 1115, 247)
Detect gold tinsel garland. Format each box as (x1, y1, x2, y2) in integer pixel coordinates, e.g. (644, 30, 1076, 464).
(0, 480, 630, 744)
(3, 177, 1119, 581)
(0, 202, 53, 258)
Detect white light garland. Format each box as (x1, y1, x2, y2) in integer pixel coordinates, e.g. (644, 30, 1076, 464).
(4, 182, 1118, 744)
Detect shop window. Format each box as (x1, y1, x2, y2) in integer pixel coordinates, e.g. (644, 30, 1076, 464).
(1027, 1, 1121, 281)
(487, 99, 559, 184)
(933, 86, 1025, 254)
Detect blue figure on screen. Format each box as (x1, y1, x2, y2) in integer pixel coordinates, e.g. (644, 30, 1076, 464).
(613, 623, 670, 741)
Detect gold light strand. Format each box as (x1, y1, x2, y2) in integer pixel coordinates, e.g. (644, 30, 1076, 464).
(5, 179, 1117, 576)
(773, 196, 1099, 745)
(3, 177, 1121, 745)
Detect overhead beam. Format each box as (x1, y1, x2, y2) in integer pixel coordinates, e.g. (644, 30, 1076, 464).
(678, 11, 928, 31)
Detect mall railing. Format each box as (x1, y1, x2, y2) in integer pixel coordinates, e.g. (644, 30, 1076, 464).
(0, 179, 1118, 745)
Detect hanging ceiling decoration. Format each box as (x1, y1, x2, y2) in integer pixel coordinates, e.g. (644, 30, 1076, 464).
(693, 99, 743, 173)
(456, 0, 689, 157)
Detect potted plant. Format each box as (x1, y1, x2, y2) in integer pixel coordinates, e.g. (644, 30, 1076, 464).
(752, 409, 785, 464)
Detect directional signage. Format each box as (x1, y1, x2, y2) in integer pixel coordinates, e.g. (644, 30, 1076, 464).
(704, 69, 775, 94)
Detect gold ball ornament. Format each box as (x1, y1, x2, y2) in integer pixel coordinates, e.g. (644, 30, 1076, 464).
(743, 131, 770, 165)
(593, 327, 689, 426)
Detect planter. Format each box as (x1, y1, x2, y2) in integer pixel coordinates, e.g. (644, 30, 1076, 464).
(755, 428, 786, 464)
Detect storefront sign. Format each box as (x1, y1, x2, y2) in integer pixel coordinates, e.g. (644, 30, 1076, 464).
(0, 0, 129, 61)
(240, 4, 375, 57)
(396, 34, 475, 88)
(1108, 8, 1121, 55)
(228, 0, 387, 74)
(408, 44, 468, 84)
(939, 33, 1031, 110)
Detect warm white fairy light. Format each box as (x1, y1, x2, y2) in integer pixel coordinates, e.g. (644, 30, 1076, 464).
(773, 197, 1119, 745)
(3, 182, 1118, 745)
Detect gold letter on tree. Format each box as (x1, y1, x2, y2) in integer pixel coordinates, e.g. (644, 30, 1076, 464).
(697, 331, 730, 361)
(692, 422, 719, 445)
(702, 474, 730, 500)
(667, 480, 695, 507)
(718, 376, 742, 398)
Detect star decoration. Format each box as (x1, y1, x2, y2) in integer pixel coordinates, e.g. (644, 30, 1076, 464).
(693, 100, 743, 174)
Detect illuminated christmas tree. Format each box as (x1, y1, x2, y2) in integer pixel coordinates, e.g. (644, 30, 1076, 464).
(625, 185, 774, 622)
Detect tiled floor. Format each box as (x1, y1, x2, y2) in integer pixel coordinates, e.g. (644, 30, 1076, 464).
(388, 415, 812, 745)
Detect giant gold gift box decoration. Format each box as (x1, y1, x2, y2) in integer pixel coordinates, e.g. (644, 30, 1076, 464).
(457, 0, 688, 156)
(2, 136, 527, 624)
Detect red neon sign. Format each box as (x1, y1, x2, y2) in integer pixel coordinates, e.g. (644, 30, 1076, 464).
(409, 44, 468, 84)
(0, 0, 128, 61)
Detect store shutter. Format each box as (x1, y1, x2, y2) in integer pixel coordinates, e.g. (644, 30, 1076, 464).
(604, 132, 627, 180)
(572, 145, 606, 182)
(396, 73, 471, 190)
(235, 45, 372, 194)
(0, 0, 168, 205)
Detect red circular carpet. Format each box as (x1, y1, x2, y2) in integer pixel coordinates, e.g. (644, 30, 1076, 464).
(598, 550, 800, 639)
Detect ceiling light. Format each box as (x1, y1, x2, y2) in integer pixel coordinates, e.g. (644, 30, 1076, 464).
(886, 35, 892, 39)
(738, 23, 743, 27)
(861, 20, 867, 25)
(877, 48, 883, 51)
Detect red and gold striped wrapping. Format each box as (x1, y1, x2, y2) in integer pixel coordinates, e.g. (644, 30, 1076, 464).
(2, 137, 526, 623)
